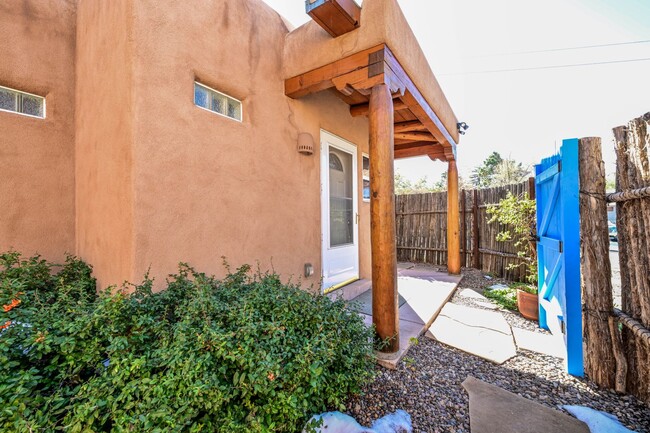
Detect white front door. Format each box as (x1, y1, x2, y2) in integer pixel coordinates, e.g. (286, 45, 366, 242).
(320, 130, 359, 292)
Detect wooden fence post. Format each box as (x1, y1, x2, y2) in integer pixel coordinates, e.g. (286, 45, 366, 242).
(472, 189, 480, 269)
(461, 189, 467, 268)
(528, 176, 536, 200)
(578, 136, 617, 389)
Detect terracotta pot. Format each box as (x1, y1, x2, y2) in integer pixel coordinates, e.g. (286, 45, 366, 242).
(516, 289, 539, 321)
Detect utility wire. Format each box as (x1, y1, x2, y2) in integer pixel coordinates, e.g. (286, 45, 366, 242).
(441, 57, 650, 76)
(470, 39, 650, 58)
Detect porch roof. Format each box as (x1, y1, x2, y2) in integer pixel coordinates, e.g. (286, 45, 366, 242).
(283, 0, 459, 162)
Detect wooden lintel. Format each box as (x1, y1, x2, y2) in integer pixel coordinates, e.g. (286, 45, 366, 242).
(285, 45, 385, 99)
(351, 99, 407, 117)
(332, 70, 385, 97)
(394, 132, 436, 142)
(395, 120, 427, 133)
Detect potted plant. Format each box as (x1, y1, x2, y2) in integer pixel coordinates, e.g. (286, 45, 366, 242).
(512, 283, 539, 320)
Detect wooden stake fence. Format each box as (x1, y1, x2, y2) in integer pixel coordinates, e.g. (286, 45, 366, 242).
(579, 112, 650, 403)
(395, 179, 534, 281)
(609, 112, 650, 402)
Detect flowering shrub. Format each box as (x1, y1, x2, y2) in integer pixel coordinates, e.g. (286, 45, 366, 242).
(0, 252, 374, 432)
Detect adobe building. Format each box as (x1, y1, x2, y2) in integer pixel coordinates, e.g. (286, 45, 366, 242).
(0, 0, 460, 355)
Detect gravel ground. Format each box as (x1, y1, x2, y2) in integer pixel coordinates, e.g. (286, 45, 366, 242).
(346, 268, 650, 433)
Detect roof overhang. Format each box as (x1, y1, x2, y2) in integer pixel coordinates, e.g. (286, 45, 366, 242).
(285, 44, 457, 161)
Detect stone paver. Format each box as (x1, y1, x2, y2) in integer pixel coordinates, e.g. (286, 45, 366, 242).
(512, 327, 566, 359)
(427, 303, 517, 364)
(462, 377, 590, 433)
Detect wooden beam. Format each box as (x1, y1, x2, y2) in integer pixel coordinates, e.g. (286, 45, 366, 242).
(394, 120, 426, 133)
(394, 132, 436, 142)
(350, 99, 407, 117)
(447, 160, 461, 274)
(285, 45, 385, 99)
(306, 0, 361, 38)
(369, 83, 399, 355)
(394, 142, 444, 159)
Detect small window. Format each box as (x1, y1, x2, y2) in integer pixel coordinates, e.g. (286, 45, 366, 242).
(194, 82, 242, 122)
(362, 154, 370, 202)
(0, 85, 45, 118)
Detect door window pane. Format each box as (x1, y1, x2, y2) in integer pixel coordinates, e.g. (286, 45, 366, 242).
(329, 148, 353, 247)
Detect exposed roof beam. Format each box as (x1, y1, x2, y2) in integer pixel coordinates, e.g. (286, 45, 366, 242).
(394, 132, 436, 142)
(350, 99, 407, 117)
(394, 120, 427, 133)
(394, 142, 445, 159)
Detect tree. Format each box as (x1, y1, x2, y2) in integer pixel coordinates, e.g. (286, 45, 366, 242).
(491, 159, 531, 186)
(432, 170, 471, 191)
(394, 171, 437, 194)
(470, 152, 503, 188)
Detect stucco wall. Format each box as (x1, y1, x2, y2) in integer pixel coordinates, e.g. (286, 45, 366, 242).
(128, 0, 371, 289)
(75, 0, 134, 287)
(0, 0, 76, 261)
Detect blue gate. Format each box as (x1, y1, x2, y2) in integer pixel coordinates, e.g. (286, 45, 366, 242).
(535, 138, 583, 376)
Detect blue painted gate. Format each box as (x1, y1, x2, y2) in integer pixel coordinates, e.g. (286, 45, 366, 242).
(535, 138, 583, 376)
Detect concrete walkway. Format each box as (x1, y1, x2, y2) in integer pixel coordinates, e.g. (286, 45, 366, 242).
(336, 263, 462, 369)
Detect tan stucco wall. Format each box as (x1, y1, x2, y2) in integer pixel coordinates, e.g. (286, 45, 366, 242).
(75, 0, 134, 287)
(1, 0, 455, 291)
(284, 0, 460, 144)
(128, 0, 371, 289)
(0, 0, 76, 262)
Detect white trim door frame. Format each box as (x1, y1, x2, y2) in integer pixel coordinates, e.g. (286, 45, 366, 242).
(320, 130, 360, 292)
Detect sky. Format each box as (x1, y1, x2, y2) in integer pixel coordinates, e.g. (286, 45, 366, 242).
(262, 0, 650, 183)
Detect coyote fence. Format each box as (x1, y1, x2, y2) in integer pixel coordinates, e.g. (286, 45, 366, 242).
(579, 112, 650, 403)
(395, 179, 534, 281)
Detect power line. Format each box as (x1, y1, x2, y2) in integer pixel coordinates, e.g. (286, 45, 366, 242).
(470, 39, 650, 58)
(441, 57, 650, 76)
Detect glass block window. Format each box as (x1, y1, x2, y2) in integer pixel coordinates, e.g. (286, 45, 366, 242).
(194, 82, 242, 122)
(0, 85, 45, 118)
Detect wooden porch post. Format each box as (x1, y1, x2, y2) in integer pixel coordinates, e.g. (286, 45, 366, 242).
(447, 160, 461, 274)
(369, 83, 399, 355)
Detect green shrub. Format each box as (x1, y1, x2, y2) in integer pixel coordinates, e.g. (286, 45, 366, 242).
(0, 253, 375, 432)
(510, 282, 538, 295)
(486, 191, 538, 285)
(484, 286, 517, 310)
